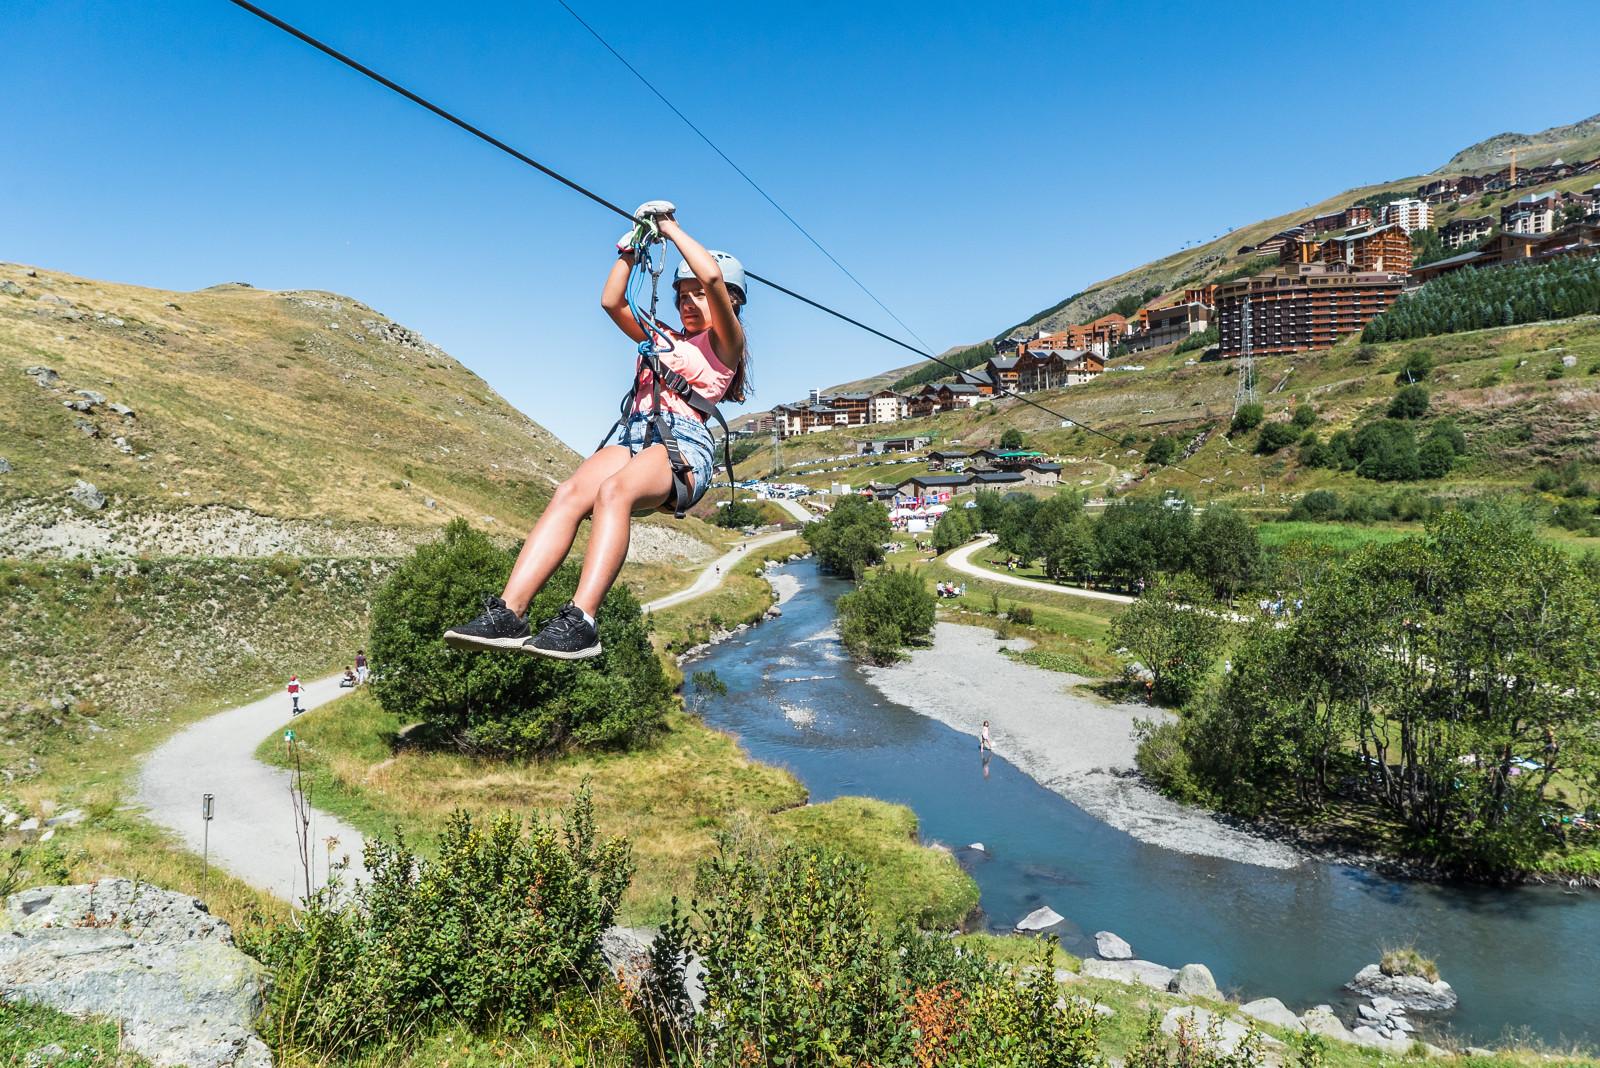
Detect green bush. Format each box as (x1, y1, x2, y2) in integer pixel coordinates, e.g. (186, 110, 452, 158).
(1000, 427, 1025, 450)
(713, 498, 764, 528)
(1388, 384, 1430, 419)
(1009, 604, 1035, 625)
(1255, 421, 1300, 455)
(931, 507, 977, 554)
(1380, 946, 1440, 983)
(1145, 435, 1179, 466)
(1109, 575, 1226, 706)
(251, 791, 632, 1059)
(1290, 489, 1341, 521)
(1229, 402, 1264, 435)
(803, 495, 892, 577)
(1290, 405, 1317, 430)
(1395, 351, 1434, 385)
(838, 567, 935, 665)
(1133, 719, 1205, 804)
(368, 520, 670, 755)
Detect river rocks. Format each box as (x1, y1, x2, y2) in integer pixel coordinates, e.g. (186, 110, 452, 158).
(1345, 962, 1457, 1010)
(0, 879, 270, 1067)
(1351, 1024, 1414, 1053)
(1094, 930, 1133, 959)
(1239, 997, 1304, 1032)
(1014, 905, 1065, 932)
(1080, 958, 1177, 991)
(1161, 1006, 1281, 1057)
(1169, 962, 1220, 999)
(1299, 1005, 1356, 1042)
(68, 480, 105, 511)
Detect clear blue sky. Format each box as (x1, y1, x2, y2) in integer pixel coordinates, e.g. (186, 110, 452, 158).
(8, 0, 1599, 448)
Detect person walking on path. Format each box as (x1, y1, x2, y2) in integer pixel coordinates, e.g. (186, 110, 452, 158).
(354, 649, 368, 685)
(287, 674, 304, 715)
(979, 719, 992, 753)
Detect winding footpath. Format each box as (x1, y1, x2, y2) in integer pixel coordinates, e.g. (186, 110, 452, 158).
(135, 522, 809, 904)
(946, 534, 1134, 605)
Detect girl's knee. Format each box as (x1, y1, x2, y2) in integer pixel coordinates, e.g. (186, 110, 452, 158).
(594, 475, 631, 511)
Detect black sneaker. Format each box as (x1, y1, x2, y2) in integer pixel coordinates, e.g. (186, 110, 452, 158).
(442, 594, 531, 652)
(525, 604, 602, 660)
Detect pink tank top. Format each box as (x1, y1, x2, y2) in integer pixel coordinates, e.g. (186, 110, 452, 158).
(631, 330, 735, 420)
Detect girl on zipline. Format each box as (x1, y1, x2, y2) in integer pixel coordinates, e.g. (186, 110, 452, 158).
(444, 203, 748, 659)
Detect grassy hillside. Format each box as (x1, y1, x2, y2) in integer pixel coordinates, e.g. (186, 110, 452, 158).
(1439, 111, 1600, 172)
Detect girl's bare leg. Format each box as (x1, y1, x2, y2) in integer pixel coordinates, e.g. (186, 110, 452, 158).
(571, 445, 677, 617)
(500, 446, 632, 615)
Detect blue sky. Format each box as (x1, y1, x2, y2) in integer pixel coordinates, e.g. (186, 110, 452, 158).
(8, 0, 1600, 448)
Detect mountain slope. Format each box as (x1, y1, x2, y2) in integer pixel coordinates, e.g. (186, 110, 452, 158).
(1439, 112, 1600, 173)
(0, 262, 580, 547)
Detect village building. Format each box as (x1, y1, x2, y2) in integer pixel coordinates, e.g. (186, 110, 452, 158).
(895, 473, 973, 499)
(1381, 198, 1433, 234)
(1408, 220, 1600, 284)
(867, 387, 910, 424)
(985, 355, 1021, 392)
(1144, 302, 1213, 347)
(1020, 462, 1063, 486)
(1214, 263, 1404, 357)
(1319, 224, 1413, 273)
(1441, 215, 1495, 249)
(857, 434, 931, 456)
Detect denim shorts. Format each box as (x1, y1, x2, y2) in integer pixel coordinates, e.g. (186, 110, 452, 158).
(618, 411, 715, 509)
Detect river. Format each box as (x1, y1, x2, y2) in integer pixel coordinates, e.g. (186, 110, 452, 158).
(688, 562, 1597, 1048)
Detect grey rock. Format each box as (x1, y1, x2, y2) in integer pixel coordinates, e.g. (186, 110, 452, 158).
(44, 810, 84, 828)
(74, 390, 107, 405)
(1239, 997, 1304, 1033)
(1467, 1047, 1495, 1057)
(0, 879, 270, 1067)
(63, 399, 94, 412)
(107, 403, 136, 419)
(113, 436, 133, 455)
(1161, 1007, 1280, 1057)
(17, 817, 40, 835)
(25, 366, 60, 387)
(1371, 996, 1404, 1017)
(0, 458, 10, 474)
(74, 420, 99, 438)
(1053, 967, 1079, 985)
(1562, 354, 1578, 367)
(1080, 958, 1177, 991)
(1299, 1005, 1355, 1043)
(1168, 962, 1219, 999)
(424, 497, 436, 509)
(968, 842, 986, 853)
(1071, 995, 1116, 1017)
(1395, 1017, 1416, 1033)
(598, 925, 705, 1015)
(68, 481, 105, 511)
(1357, 1003, 1381, 1022)
(0, 280, 24, 296)
(1014, 905, 1065, 932)
(1351, 1024, 1413, 1053)
(1346, 963, 1457, 1011)
(1094, 930, 1133, 960)
(36, 294, 74, 308)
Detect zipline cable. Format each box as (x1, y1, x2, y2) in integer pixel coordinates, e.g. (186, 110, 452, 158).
(553, 0, 937, 356)
(223, 0, 1197, 474)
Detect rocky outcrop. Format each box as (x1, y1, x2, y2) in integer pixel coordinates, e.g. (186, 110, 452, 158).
(0, 879, 269, 1067)
(599, 925, 706, 1014)
(1299, 1004, 1356, 1042)
(1161, 1006, 1282, 1058)
(1169, 962, 1220, 999)
(1080, 958, 1177, 990)
(1239, 997, 1303, 1032)
(1094, 930, 1133, 959)
(1346, 963, 1458, 1010)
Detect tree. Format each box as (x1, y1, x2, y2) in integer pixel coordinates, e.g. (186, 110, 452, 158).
(1095, 496, 1193, 587)
(368, 520, 670, 755)
(1395, 351, 1434, 385)
(995, 494, 1042, 561)
(1186, 504, 1261, 600)
(1291, 405, 1317, 430)
(1353, 420, 1421, 481)
(714, 498, 764, 528)
(1144, 435, 1178, 466)
(1229, 402, 1264, 435)
(999, 428, 1025, 450)
(1255, 421, 1300, 455)
(931, 507, 976, 554)
(802, 495, 891, 577)
(1032, 493, 1094, 581)
(1388, 385, 1430, 419)
(1108, 575, 1227, 706)
(837, 567, 935, 665)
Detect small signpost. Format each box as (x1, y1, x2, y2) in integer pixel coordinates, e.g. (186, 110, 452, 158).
(201, 793, 215, 900)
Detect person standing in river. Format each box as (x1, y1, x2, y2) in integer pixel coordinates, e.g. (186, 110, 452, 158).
(980, 719, 992, 753)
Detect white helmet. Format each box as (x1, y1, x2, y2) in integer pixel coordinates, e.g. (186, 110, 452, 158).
(676, 251, 747, 304)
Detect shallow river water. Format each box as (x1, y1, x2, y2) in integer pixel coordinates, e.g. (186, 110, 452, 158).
(689, 562, 1598, 1048)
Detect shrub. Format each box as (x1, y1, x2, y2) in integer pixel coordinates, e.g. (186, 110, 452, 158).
(713, 498, 764, 528)
(1229, 402, 1263, 435)
(1009, 604, 1035, 625)
(1395, 351, 1433, 385)
(1108, 575, 1226, 706)
(1255, 421, 1300, 455)
(803, 494, 892, 577)
(1380, 946, 1440, 983)
(1532, 468, 1562, 492)
(931, 507, 977, 554)
(1353, 420, 1421, 482)
(1417, 435, 1456, 479)
(1145, 435, 1179, 466)
(838, 566, 935, 665)
(1388, 384, 1430, 419)
(1292, 489, 1341, 521)
(1291, 405, 1317, 430)
(252, 791, 632, 1059)
(1133, 719, 1204, 804)
(368, 521, 670, 755)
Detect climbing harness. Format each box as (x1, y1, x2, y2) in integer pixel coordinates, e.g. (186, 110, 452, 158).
(597, 204, 736, 518)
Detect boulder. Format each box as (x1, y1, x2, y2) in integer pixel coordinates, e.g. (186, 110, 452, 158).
(1094, 930, 1133, 960)
(0, 879, 270, 1067)
(1168, 962, 1220, 999)
(69, 481, 105, 511)
(108, 403, 136, 419)
(0, 458, 10, 474)
(1351, 1024, 1413, 1053)
(1299, 1005, 1355, 1043)
(74, 420, 99, 438)
(1239, 997, 1304, 1033)
(598, 925, 705, 1014)
(1357, 1003, 1381, 1022)
(1014, 905, 1065, 932)
(1345, 963, 1457, 1011)
(1562, 354, 1579, 368)
(74, 389, 108, 405)
(0, 280, 25, 296)
(24, 366, 59, 387)
(1161, 1006, 1281, 1057)
(1080, 958, 1177, 991)
(1071, 995, 1116, 1017)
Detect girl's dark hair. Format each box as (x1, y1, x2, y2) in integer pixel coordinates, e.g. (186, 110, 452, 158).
(723, 287, 753, 403)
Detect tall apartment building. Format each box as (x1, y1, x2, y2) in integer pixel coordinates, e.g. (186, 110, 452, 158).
(1382, 198, 1434, 234)
(1319, 224, 1413, 273)
(1214, 264, 1403, 358)
(1144, 302, 1213, 347)
(867, 388, 909, 424)
(1441, 215, 1495, 249)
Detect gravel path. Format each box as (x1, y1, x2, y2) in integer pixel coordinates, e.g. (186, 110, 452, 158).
(945, 535, 1134, 606)
(861, 621, 1302, 869)
(136, 525, 805, 903)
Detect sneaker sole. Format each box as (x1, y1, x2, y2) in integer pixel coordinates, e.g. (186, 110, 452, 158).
(442, 631, 531, 652)
(521, 642, 603, 661)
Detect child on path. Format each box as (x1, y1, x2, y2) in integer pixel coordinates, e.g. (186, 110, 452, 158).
(444, 206, 748, 659)
(287, 675, 304, 715)
(979, 719, 992, 753)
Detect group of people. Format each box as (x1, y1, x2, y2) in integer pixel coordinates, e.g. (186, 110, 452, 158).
(285, 650, 370, 716)
(935, 581, 967, 599)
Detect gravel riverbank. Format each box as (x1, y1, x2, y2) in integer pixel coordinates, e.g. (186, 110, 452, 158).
(861, 622, 1303, 870)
